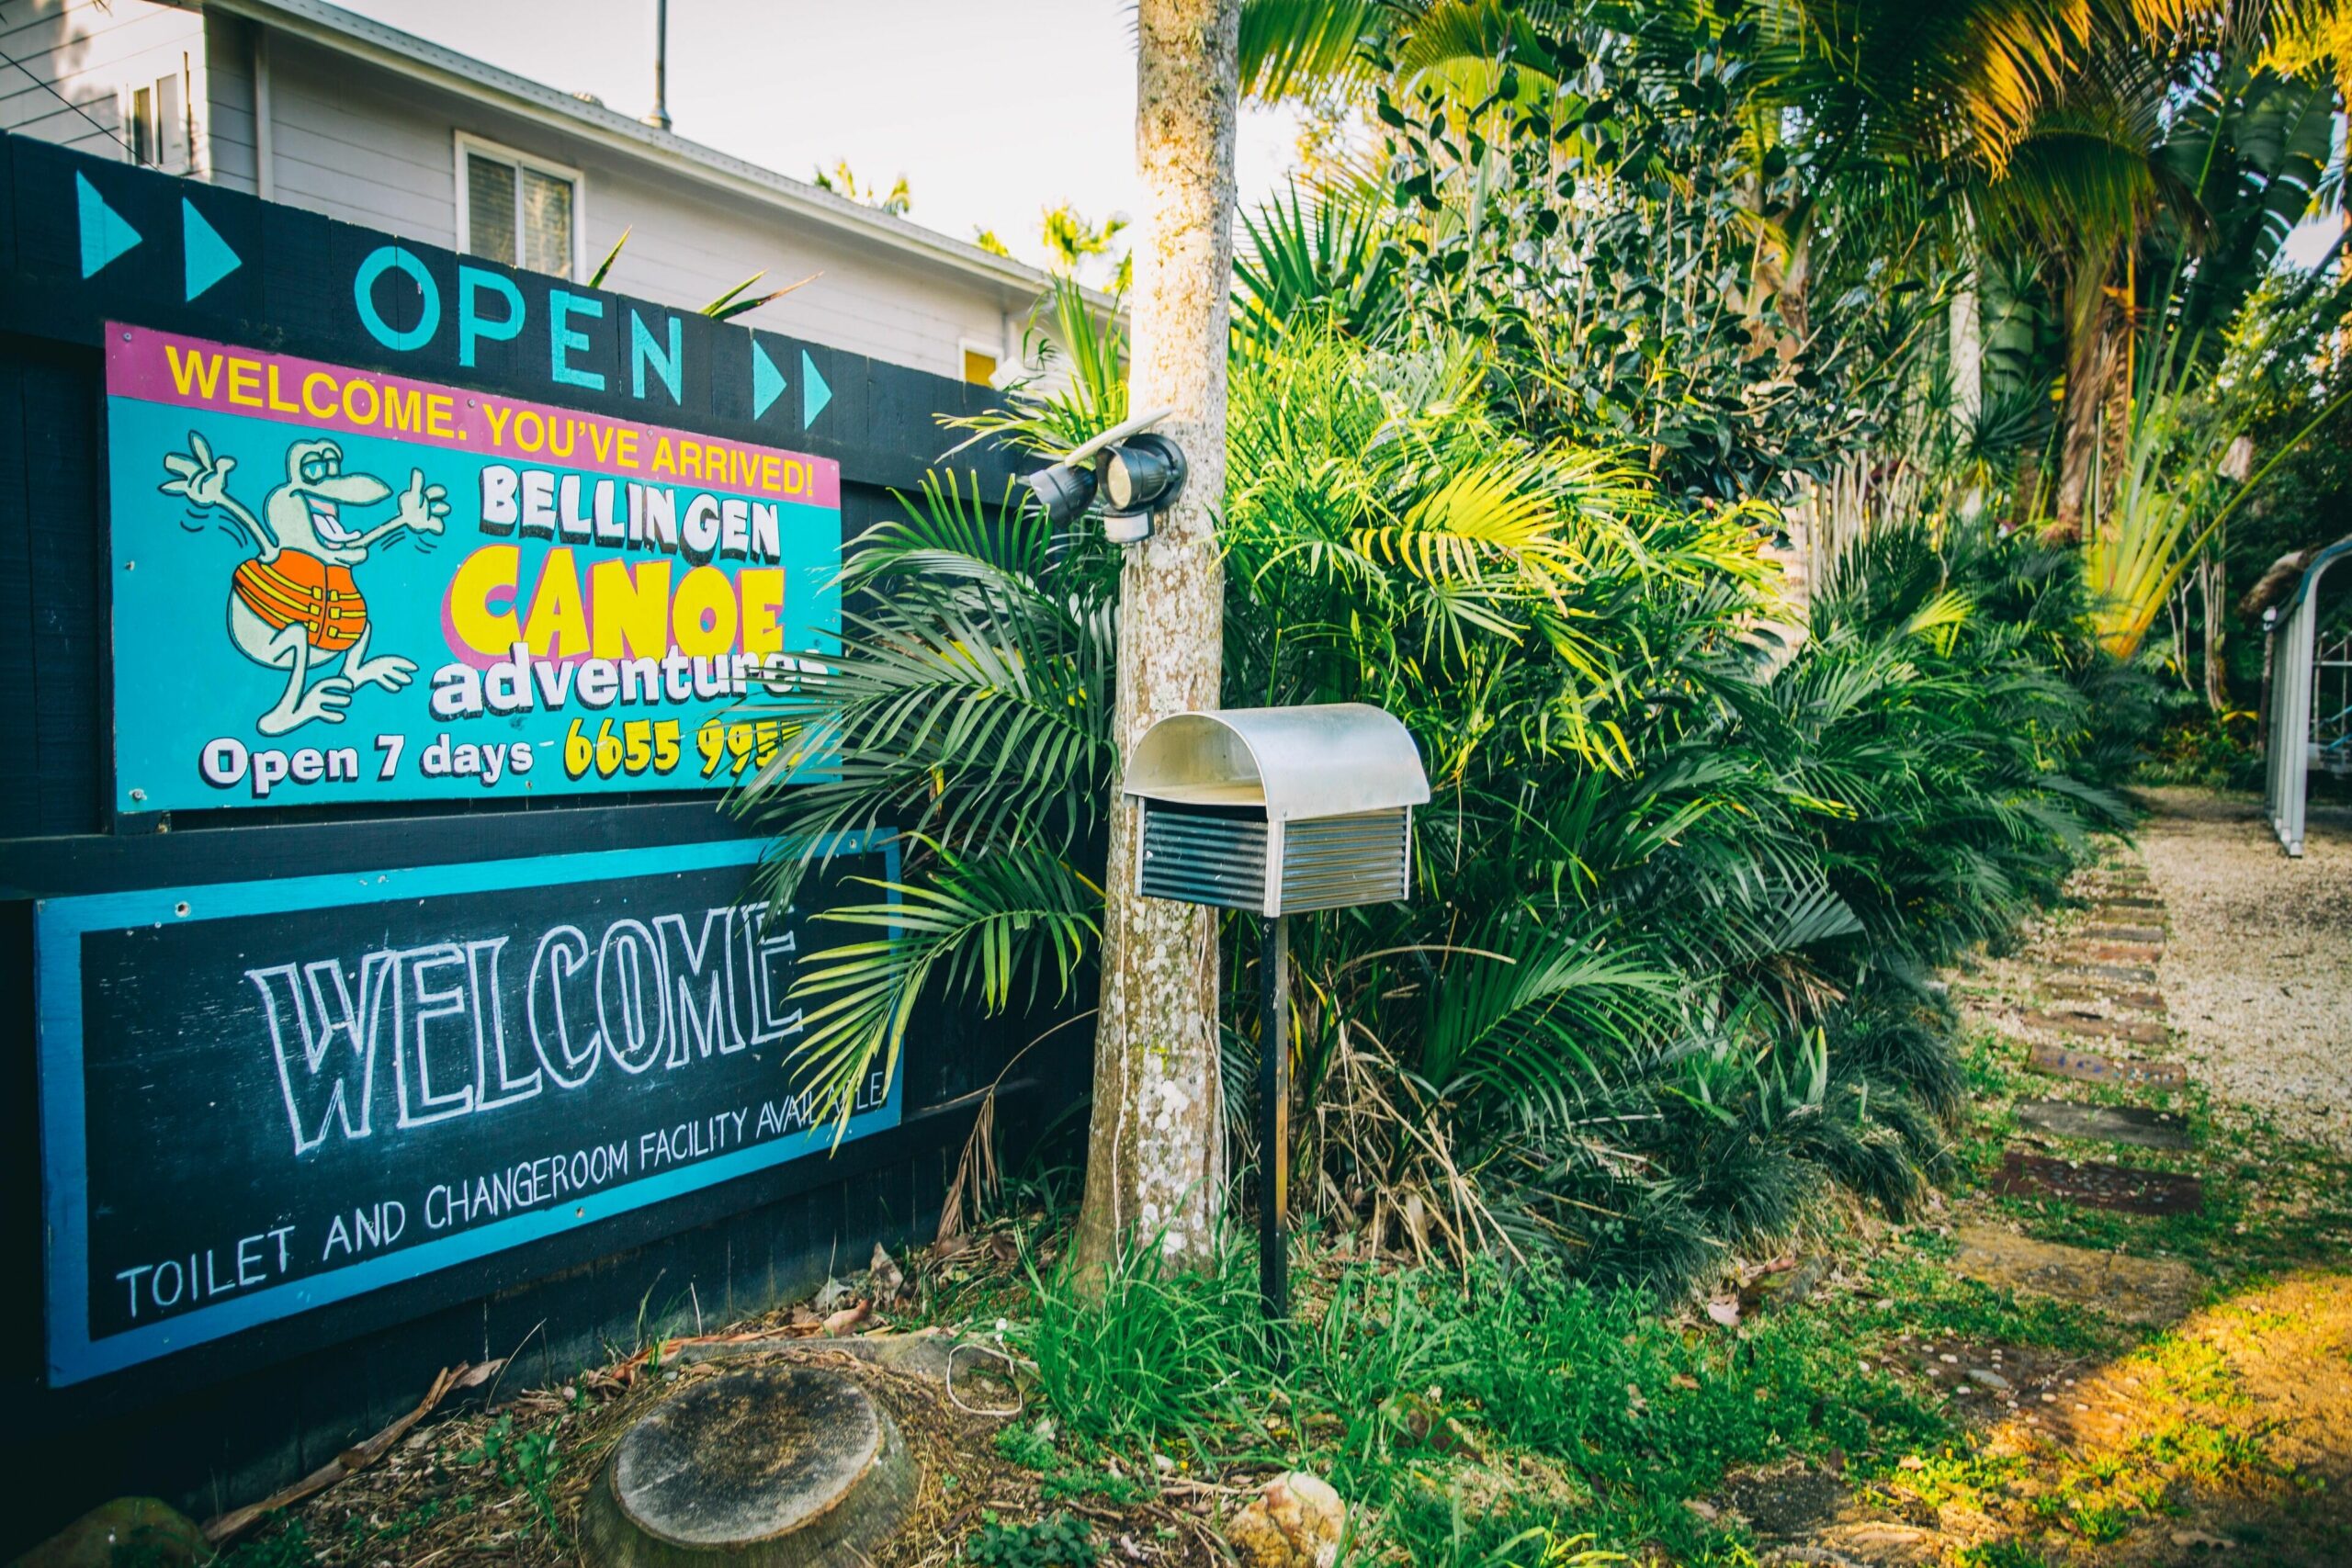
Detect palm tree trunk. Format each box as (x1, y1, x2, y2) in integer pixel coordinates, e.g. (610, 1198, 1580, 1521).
(2052, 311, 2120, 541)
(2201, 551, 2228, 712)
(2010, 445, 2045, 533)
(1071, 0, 1241, 1281)
(1951, 284, 1982, 434)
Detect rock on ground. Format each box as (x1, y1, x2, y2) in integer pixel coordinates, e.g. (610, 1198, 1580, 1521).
(1225, 1472, 1345, 1568)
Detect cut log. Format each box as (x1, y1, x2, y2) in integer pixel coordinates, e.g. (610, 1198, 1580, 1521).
(582, 1364, 916, 1568)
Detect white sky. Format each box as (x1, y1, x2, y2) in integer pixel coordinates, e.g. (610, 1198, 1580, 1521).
(331, 3, 2346, 287)
(2280, 213, 2347, 270)
(334, 0, 1306, 276)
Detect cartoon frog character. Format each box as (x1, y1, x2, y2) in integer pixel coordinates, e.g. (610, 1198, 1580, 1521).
(160, 431, 450, 735)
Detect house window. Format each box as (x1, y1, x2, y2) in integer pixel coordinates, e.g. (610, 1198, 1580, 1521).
(458, 137, 580, 279)
(129, 67, 189, 172)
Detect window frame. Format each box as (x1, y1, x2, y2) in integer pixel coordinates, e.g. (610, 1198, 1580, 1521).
(957, 337, 1002, 389)
(127, 83, 156, 166)
(154, 67, 187, 171)
(123, 65, 193, 174)
(454, 131, 586, 282)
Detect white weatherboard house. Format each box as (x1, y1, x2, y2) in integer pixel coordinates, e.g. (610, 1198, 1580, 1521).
(3, 0, 1078, 385)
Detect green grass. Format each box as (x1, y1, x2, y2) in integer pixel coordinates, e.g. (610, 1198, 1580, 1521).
(452, 1414, 562, 1538)
(1815, 1247, 2121, 1356)
(1004, 1242, 1956, 1564)
(972, 906, 2352, 1565)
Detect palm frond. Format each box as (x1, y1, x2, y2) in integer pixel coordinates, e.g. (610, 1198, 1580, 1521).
(786, 838, 1102, 1130)
(1238, 0, 1390, 102)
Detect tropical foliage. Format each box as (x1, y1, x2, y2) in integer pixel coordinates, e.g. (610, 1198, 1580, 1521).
(739, 328, 2138, 1302)
(1237, 0, 2352, 740)
(733, 0, 2342, 1296)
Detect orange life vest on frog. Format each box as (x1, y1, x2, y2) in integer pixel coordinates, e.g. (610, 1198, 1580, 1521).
(232, 549, 368, 653)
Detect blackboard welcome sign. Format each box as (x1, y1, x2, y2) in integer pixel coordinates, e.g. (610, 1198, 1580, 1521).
(35, 834, 899, 1386)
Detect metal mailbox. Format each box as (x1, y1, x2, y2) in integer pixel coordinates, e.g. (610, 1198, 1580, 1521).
(1124, 702, 1428, 1325)
(1123, 704, 1430, 917)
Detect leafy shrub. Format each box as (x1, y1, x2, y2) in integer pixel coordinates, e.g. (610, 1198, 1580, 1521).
(965, 1512, 1099, 1568)
(745, 320, 2139, 1302)
(2145, 708, 2262, 790)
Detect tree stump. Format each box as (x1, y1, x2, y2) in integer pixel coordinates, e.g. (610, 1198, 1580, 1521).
(582, 1364, 916, 1568)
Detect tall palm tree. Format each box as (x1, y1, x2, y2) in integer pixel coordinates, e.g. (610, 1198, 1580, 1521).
(1981, 34, 2194, 536)
(1070, 0, 1246, 1284)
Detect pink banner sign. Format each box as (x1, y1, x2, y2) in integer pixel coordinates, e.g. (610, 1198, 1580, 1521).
(107, 324, 840, 509)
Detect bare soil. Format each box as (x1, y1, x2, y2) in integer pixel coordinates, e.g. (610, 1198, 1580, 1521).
(2137, 789, 2352, 1157)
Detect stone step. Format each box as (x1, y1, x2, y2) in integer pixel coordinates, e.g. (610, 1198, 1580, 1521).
(2025, 1040, 2188, 1089)
(2093, 895, 2163, 911)
(2020, 1008, 2170, 1045)
(1991, 1149, 2203, 1214)
(2089, 912, 2164, 931)
(2042, 981, 2165, 1011)
(2014, 1100, 2192, 1150)
(2049, 963, 2159, 987)
(2080, 923, 2165, 944)
(1950, 1223, 2197, 1325)
(2061, 941, 2163, 965)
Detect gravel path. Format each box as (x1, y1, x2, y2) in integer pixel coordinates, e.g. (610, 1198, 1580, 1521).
(2135, 786, 2352, 1156)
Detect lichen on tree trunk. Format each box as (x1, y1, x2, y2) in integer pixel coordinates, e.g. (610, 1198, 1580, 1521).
(1070, 0, 1241, 1282)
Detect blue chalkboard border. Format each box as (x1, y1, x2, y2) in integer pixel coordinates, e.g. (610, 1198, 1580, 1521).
(34, 830, 901, 1386)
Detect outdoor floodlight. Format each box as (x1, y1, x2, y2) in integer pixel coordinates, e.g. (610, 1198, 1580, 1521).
(1023, 461, 1097, 526)
(1101, 434, 1181, 513)
(1021, 406, 1189, 545)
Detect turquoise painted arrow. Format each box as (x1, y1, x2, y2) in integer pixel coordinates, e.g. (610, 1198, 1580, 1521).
(801, 349, 831, 427)
(752, 338, 786, 419)
(182, 197, 241, 300)
(75, 172, 141, 278)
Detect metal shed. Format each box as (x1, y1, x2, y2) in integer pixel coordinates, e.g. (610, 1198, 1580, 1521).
(2264, 536, 2352, 857)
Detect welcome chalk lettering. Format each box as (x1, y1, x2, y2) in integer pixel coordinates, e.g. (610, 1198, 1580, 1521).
(251, 903, 801, 1156)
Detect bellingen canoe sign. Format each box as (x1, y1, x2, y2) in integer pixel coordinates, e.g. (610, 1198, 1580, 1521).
(35, 835, 901, 1386)
(106, 322, 842, 813)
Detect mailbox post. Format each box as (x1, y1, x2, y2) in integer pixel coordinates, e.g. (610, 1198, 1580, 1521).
(1122, 705, 1430, 1318)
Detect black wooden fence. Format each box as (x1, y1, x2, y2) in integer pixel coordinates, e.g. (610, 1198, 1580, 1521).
(0, 129, 1072, 1548)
